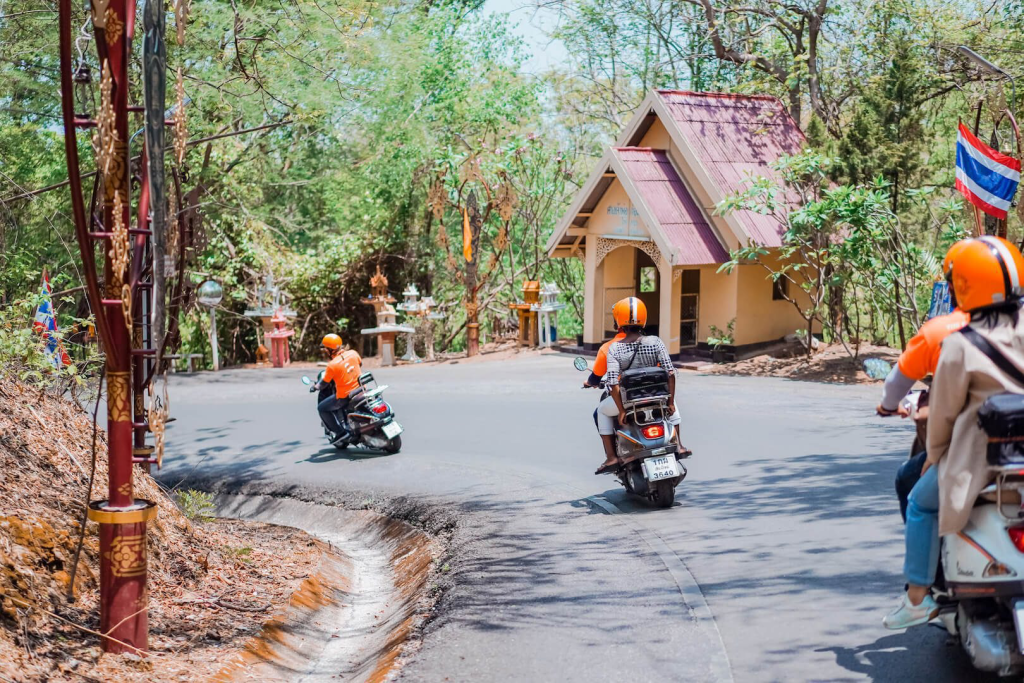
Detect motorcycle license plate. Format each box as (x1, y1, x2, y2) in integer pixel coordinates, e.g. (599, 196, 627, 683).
(643, 455, 678, 481)
(382, 421, 402, 439)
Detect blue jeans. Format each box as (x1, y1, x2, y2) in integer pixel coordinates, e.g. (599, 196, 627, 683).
(896, 452, 927, 522)
(317, 395, 349, 439)
(904, 464, 941, 586)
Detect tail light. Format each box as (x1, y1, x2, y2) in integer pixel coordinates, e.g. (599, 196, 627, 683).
(371, 402, 388, 415)
(642, 425, 664, 439)
(1008, 527, 1024, 553)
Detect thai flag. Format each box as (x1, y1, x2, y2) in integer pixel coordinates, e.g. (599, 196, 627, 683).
(955, 121, 1021, 220)
(32, 271, 72, 369)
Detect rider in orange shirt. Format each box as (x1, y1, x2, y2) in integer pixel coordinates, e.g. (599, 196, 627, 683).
(877, 241, 971, 519)
(583, 331, 626, 388)
(316, 334, 363, 443)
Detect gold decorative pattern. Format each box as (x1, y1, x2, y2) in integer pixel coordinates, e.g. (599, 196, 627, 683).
(103, 8, 123, 45)
(495, 179, 518, 222)
(428, 180, 447, 220)
(117, 482, 132, 498)
(109, 191, 130, 285)
(107, 371, 131, 423)
(174, 0, 190, 46)
(87, 500, 157, 525)
(121, 284, 132, 330)
(173, 68, 188, 165)
(93, 62, 117, 188)
(90, 0, 111, 28)
(106, 534, 147, 577)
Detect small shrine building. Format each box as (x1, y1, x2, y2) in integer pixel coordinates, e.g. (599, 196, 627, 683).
(546, 90, 818, 358)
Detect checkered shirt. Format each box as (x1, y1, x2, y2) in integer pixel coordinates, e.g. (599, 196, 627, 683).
(604, 336, 675, 387)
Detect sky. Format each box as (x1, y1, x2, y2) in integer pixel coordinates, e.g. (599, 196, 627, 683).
(480, 0, 570, 75)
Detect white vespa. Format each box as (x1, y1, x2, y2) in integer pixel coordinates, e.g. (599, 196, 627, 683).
(902, 391, 1024, 676)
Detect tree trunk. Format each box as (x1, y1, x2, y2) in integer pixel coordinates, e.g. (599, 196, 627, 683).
(464, 191, 484, 356)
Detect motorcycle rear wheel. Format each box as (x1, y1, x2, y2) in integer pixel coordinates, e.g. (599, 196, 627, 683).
(652, 480, 675, 508)
(383, 435, 402, 454)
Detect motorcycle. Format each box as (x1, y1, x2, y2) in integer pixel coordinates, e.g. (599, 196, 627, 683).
(897, 390, 1024, 676)
(301, 370, 403, 454)
(574, 356, 689, 508)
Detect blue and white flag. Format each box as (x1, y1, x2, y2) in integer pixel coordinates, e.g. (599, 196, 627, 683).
(955, 121, 1021, 220)
(32, 271, 71, 369)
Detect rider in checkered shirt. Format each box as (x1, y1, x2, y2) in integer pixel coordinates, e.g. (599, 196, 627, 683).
(595, 297, 680, 474)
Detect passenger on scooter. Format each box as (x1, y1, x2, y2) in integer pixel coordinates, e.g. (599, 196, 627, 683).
(884, 236, 1024, 630)
(877, 240, 971, 520)
(582, 330, 625, 389)
(316, 334, 363, 444)
(595, 297, 680, 474)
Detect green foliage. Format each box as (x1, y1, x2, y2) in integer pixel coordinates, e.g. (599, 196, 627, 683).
(707, 319, 735, 350)
(176, 489, 216, 523)
(718, 151, 939, 355)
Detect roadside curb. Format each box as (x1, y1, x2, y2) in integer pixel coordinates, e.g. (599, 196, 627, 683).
(210, 494, 438, 683)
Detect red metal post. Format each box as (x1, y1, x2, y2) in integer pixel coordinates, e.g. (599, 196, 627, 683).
(98, 0, 153, 653)
(57, 0, 157, 653)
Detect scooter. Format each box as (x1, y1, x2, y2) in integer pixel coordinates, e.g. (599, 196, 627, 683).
(301, 371, 403, 454)
(899, 391, 1024, 676)
(574, 356, 689, 508)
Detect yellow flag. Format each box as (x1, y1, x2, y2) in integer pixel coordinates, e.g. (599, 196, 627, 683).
(462, 207, 473, 262)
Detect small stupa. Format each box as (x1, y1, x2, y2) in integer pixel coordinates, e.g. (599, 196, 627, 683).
(360, 266, 414, 366)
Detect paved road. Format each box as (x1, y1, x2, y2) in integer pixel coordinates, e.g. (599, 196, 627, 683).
(160, 353, 991, 682)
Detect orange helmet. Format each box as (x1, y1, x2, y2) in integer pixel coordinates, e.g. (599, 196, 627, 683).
(612, 297, 647, 328)
(949, 236, 1024, 312)
(942, 239, 972, 278)
(321, 333, 343, 350)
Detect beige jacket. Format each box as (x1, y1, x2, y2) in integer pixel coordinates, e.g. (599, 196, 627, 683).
(927, 312, 1024, 537)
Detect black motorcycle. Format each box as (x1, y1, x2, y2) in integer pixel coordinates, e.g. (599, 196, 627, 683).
(301, 371, 403, 453)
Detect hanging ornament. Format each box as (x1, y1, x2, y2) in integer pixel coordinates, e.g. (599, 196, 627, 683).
(173, 68, 188, 165)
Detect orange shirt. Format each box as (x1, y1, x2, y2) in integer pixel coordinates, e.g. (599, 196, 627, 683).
(897, 309, 970, 381)
(323, 349, 363, 398)
(593, 332, 627, 377)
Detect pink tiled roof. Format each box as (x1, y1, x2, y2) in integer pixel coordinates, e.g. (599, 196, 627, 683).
(655, 90, 805, 247)
(612, 147, 728, 265)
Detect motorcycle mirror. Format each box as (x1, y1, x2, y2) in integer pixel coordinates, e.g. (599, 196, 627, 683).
(862, 358, 892, 380)
(573, 357, 589, 372)
(301, 376, 312, 385)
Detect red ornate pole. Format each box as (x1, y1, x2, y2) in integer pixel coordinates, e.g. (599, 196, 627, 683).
(59, 0, 157, 653)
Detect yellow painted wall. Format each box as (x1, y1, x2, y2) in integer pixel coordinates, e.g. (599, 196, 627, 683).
(692, 266, 738, 344)
(732, 251, 819, 345)
(638, 117, 671, 149)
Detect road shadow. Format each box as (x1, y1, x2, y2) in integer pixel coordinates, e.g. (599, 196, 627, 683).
(299, 447, 394, 464)
(816, 629, 999, 682)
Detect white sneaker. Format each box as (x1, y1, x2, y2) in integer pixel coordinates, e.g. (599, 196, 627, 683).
(882, 593, 939, 629)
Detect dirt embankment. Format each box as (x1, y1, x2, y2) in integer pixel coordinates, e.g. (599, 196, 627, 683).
(0, 378, 323, 682)
(705, 342, 901, 384)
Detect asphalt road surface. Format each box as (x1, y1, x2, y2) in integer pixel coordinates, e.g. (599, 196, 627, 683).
(160, 353, 993, 682)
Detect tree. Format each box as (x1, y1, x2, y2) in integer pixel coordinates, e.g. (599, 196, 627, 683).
(718, 152, 938, 356)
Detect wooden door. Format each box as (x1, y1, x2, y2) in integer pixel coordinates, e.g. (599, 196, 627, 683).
(679, 270, 699, 348)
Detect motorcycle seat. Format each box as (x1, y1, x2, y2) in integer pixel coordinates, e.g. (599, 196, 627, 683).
(347, 387, 365, 402)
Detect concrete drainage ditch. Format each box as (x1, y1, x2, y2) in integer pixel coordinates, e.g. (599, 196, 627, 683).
(210, 495, 437, 683)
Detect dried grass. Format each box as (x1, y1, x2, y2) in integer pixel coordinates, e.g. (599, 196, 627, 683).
(0, 377, 319, 682)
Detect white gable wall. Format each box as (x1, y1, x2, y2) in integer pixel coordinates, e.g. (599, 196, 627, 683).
(586, 180, 650, 239)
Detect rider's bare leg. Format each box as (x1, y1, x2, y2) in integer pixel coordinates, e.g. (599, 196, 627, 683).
(600, 435, 618, 468)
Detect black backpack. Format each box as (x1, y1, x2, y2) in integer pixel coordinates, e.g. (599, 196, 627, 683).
(962, 327, 1024, 465)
